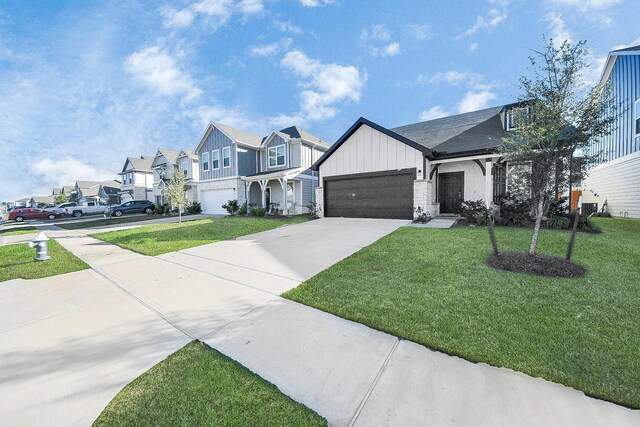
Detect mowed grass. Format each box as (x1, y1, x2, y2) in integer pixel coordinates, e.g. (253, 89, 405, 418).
(93, 216, 310, 256)
(284, 218, 640, 408)
(0, 239, 89, 281)
(58, 215, 165, 230)
(0, 226, 38, 236)
(93, 341, 326, 427)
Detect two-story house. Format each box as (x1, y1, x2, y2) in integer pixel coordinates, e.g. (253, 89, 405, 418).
(193, 122, 329, 215)
(75, 180, 121, 205)
(176, 149, 199, 204)
(151, 148, 180, 206)
(118, 156, 154, 202)
(582, 45, 640, 218)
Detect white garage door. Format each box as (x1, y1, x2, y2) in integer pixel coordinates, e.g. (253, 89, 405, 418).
(201, 189, 235, 214)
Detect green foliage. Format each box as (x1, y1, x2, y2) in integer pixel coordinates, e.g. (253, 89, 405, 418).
(460, 200, 489, 225)
(0, 239, 89, 281)
(164, 167, 188, 220)
(546, 215, 570, 229)
(412, 206, 431, 223)
(251, 207, 266, 217)
(186, 201, 202, 215)
(495, 193, 532, 226)
(54, 194, 67, 204)
(238, 202, 248, 216)
(222, 199, 239, 216)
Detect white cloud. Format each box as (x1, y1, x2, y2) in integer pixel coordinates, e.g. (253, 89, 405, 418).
(406, 24, 432, 41)
(419, 106, 449, 121)
(125, 46, 202, 102)
(30, 158, 114, 189)
(457, 90, 497, 113)
(280, 50, 365, 122)
(458, 5, 507, 38)
(274, 20, 304, 34)
(549, 0, 622, 11)
(545, 12, 572, 47)
(613, 37, 640, 51)
(360, 24, 400, 58)
(422, 70, 490, 89)
(250, 38, 292, 57)
(162, 0, 262, 29)
(470, 42, 478, 51)
(299, 0, 334, 7)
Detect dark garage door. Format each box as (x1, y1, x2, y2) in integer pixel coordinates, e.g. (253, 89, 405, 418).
(324, 169, 415, 219)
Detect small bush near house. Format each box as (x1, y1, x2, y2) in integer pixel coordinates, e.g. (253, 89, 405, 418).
(186, 201, 202, 215)
(545, 215, 570, 229)
(269, 202, 280, 216)
(495, 193, 532, 226)
(412, 206, 431, 224)
(238, 202, 248, 216)
(461, 200, 489, 225)
(154, 204, 171, 215)
(592, 212, 611, 218)
(307, 202, 321, 219)
(251, 207, 266, 217)
(222, 200, 239, 216)
(576, 214, 601, 233)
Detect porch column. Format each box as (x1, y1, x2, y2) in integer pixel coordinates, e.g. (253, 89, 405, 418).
(258, 180, 267, 208)
(485, 159, 493, 208)
(245, 182, 251, 204)
(279, 178, 288, 215)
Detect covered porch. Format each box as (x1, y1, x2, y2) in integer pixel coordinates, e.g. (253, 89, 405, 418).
(241, 167, 305, 215)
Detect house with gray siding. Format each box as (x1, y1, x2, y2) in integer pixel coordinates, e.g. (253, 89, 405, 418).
(118, 155, 154, 202)
(193, 122, 329, 214)
(582, 45, 640, 218)
(176, 149, 199, 203)
(151, 148, 180, 206)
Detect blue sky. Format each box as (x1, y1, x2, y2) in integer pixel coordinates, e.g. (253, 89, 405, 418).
(1, 0, 638, 201)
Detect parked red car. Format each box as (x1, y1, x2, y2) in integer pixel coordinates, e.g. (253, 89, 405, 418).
(8, 208, 60, 222)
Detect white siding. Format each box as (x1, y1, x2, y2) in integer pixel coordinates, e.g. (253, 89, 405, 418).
(436, 160, 489, 202)
(582, 151, 640, 218)
(319, 124, 423, 180)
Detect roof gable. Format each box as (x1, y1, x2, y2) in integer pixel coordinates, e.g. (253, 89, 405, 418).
(279, 126, 330, 148)
(313, 117, 432, 170)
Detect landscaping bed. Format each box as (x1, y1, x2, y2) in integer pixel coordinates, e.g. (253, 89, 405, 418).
(0, 239, 89, 281)
(94, 341, 326, 427)
(284, 218, 640, 408)
(93, 215, 310, 256)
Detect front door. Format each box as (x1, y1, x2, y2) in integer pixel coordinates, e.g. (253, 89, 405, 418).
(439, 172, 464, 214)
(265, 188, 271, 209)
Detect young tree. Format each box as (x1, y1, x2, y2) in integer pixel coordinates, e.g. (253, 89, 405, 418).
(502, 38, 616, 255)
(55, 194, 67, 204)
(164, 166, 188, 223)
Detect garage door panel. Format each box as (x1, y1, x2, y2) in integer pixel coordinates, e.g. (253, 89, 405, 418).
(324, 170, 414, 219)
(201, 189, 235, 215)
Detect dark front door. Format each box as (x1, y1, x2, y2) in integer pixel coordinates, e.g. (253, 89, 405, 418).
(439, 172, 464, 214)
(324, 169, 415, 219)
(265, 188, 271, 209)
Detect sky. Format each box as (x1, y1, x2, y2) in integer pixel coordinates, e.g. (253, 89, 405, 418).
(1, 0, 639, 201)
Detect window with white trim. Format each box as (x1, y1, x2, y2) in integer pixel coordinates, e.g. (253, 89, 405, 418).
(268, 144, 286, 167)
(202, 152, 209, 171)
(635, 98, 640, 137)
(506, 106, 530, 131)
(212, 149, 220, 170)
(222, 146, 231, 168)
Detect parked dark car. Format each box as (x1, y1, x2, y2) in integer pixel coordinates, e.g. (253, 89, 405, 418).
(105, 200, 155, 217)
(8, 208, 61, 222)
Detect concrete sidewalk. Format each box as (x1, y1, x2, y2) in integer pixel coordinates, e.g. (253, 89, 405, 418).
(2, 219, 639, 426)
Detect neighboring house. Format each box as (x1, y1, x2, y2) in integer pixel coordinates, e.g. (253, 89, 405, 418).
(14, 197, 30, 207)
(118, 155, 154, 202)
(52, 188, 62, 196)
(151, 148, 180, 206)
(194, 122, 329, 215)
(313, 105, 522, 219)
(75, 180, 121, 205)
(176, 149, 199, 203)
(29, 195, 56, 208)
(61, 185, 76, 201)
(582, 45, 640, 218)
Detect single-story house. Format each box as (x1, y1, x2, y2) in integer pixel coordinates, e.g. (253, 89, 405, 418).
(313, 104, 523, 219)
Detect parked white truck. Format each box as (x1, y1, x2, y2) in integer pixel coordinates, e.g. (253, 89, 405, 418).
(63, 202, 110, 217)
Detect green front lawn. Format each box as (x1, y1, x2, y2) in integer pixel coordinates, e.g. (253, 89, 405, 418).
(94, 341, 326, 427)
(284, 218, 640, 408)
(0, 239, 89, 282)
(0, 226, 38, 236)
(93, 216, 310, 256)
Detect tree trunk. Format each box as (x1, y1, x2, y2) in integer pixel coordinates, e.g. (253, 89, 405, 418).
(488, 214, 499, 255)
(178, 206, 182, 223)
(566, 209, 580, 260)
(529, 198, 544, 255)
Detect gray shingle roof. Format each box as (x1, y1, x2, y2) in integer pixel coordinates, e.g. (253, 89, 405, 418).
(279, 126, 330, 148)
(214, 123, 263, 147)
(431, 114, 510, 155)
(76, 180, 101, 189)
(125, 155, 154, 172)
(155, 148, 180, 165)
(391, 106, 504, 151)
(178, 149, 197, 160)
(62, 185, 75, 193)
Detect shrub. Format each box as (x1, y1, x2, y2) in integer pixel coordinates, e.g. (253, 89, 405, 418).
(238, 202, 248, 216)
(546, 215, 570, 229)
(307, 202, 321, 219)
(154, 203, 171, 215)
(412, 206, 431, 224)
(269, 202, 280, 216)
(222, 200, 239, 216)
(496, 193, 532, 226)
(186, 201, 202, 215)
(577, 214, 601, 233)
(548, 196, 568, 218)
(251, 207, 266, 217)
(461, 200, 489, 225)
(592, 212, 611, 218)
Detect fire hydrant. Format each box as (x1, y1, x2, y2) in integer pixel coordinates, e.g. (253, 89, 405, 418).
(28, 232, 51, 261)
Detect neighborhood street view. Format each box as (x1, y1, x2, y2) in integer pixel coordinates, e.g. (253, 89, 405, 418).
(1, 1, 639, 426)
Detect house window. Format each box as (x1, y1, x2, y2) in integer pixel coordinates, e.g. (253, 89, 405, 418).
(506, 107, 529, 131)
(268, 145, 286, 167)
(202, 152, 209, 171)
(635, 98, 640, 137)
(493, 163, 507, 203)
(222, 146, 231, 168)
(158, 166, 167, 179)
(212, 149, 220, 170)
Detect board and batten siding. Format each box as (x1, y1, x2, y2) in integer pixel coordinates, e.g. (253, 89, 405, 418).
(261, 134, 298, 172)
(300, 143, 324, 175)
(588, 54, 640, 163)
(319, 124, 423, 181)
(199, 127, 245, 180)
(582, 151, 640, 218)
